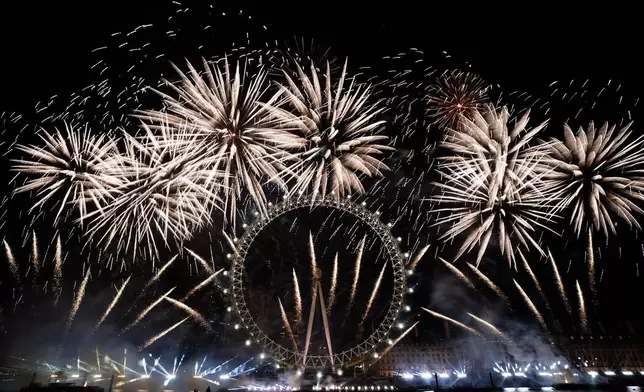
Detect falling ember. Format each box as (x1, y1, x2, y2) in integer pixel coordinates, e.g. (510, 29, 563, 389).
(308, 232, 317, 274)
(139, 317, 189, 350)
(186, 248, 214, 275)
(292, 269, 303, 325)
(95, 276, 132, 330)
(53, 235, 63, 298)
(576, 280, 588, 333)
(407, 245, 429, 270)
(440, 257, 476, 291)
(587, 228, 596, 303)
(549, 249, 571, 315)
(31, 231, 39, 276)
(67, 268, 91, 332)
(362, 261, 388, 322)
(350, 236, 366, 305)
(467, 312, 511, 344)
(3, 240, 18, 279)
(278, 298, 298, 352)
(181, 270, 223, 301)
(518, 250, 551, 313)
(144, 255, 178, 290)
(123, 287, 176, 332)
(421, 307, 485, 339)
(466, 263, 507, 302)
(513, 279, 548, 331)
(164, 296, 212, 332)
(327, 253, 338, 312)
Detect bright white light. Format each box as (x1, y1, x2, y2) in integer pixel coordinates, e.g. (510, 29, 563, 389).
(420, 373, 431, 379)
(226, 307, 232, 312)
(538, 372, 553, 377)
(514, 372, 526, 377)
(604, 371, 616, 376)
(518, 388, 529, 392)
(296, 370, 302, 376)
(220, 375, 230, 380)
(166, 375, 175, 380)
(541, 388, 553, 391)
(502, 372, 512, 377)
(234, 324, 239, 329)
(397, 323, 404, 329)
(623, 371, 634, 376)
(260, 353, 266, 359)
(316, 371, 322, 378)
(401, 373, 413, 380)
(275, 364, 280, 369)
(408, 287, 414, 293)
(438, 373, 449, 378)
(337, 369, 343, 376)
(387, 339, 394, 345)
(407, 270, 413, 276)
(456, 373, 466, 378)
(404, 306, 411, 312)
(223, 270, 228, 276)
(93, 374, 102, 378)
(245, 340, 251, 346)
(141, 375, 150, 379)
(373, 353, 379, 358)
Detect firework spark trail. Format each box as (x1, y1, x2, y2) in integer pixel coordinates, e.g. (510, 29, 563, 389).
(378, 321, 420, 359)
(181, 270, 223, 301)
(186, 248, 214, 275)
(518, 249, 551, 313)
(164, 297, 212, 332)
(139, 317, 189, 350)
(440, 257, 476, 291)
(407, 245, 429, 270)
(67, 267, 91, 332)
(222, 231, 239, 257)
(549, 249, 571, 315)
(513, 279, 548, 331)
(308, 231, 317, 275)
(587, 227, 596, 303)
(31, 231, 39, 276)
(362, 262, 388, 322)
(327, 253, 338, 312)
(123, 287, 176, 332)
(349, 236, 366, 306)
(3, 240, 18, 280)
(466, 263, 507, 302)
(53, 235, 63, 302)
(144, 255, 178, 291)
(95, 276, 132, 330)
(292, 269, 302, 325)
(576, 280, 588, 333)
(467, 312, 511, 344)
(421, 307, 486, 339)
(278, 298, 298, 352)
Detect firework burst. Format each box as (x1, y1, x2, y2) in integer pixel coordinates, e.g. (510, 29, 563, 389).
(138, 58, 301, 225)
(11, 123, 120, 227)
(429, 105, 556, 268)
(269, 60, 394, 200)
(426, 70, 490, 129)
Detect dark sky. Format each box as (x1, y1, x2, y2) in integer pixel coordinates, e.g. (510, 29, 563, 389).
(0, 2, 641, 111)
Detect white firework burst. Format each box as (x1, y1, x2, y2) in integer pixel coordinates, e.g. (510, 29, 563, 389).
(11, 123, 120, 226)
(537, 120, 644, 237)
(268, 60, 393, 200)
(428, 105, 556, 268)
(82, 122, 222, 260)
(138, 58, 301, 225)
(427, 70, 490, 129)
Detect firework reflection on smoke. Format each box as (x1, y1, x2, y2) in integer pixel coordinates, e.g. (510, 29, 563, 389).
(278, 297, 298, 352)
(186, 248, 214, 275)
(181, 270, 223, 301)
(407, 245, 429, 270)
(440, 257, 475, 291)
(548, 249, 570, 315)
(95, 275, 132, 330)
(123, 287, 176, 332)
(576, 280, 588, 333)
(466, 263, 507, 302)
(67, 267, 91, 332)
(327, 253, 338, 312)
(140, 316, 189, 350)
(164, 296, 212, 332)
(421, 307, 485, 339)
(3, 240, 18, 280)
(513, 279, 547, 332)
(361, 261, 387, 322)
(349, 236, 366, 306)
(292, 268, 302, 326)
